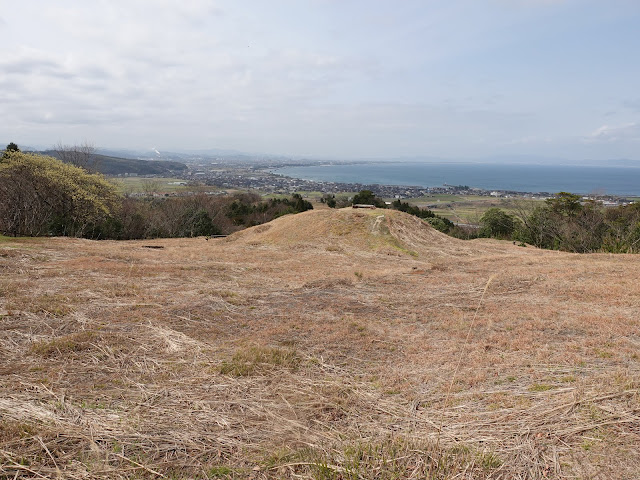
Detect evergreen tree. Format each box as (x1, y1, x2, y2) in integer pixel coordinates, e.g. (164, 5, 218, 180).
(2, 142, 20, 159)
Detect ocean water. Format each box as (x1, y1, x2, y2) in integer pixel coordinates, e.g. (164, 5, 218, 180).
(274, 162, 640, 196)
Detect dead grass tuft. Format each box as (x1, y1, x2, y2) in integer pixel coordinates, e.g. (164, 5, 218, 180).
(0, 419, 36, 443)
(219, 346, 301, 376)
(30, 331, 96, 356)
(19, 293, 74, 317)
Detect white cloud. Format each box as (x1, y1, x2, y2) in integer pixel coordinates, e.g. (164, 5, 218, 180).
(586, 123, 640, 142)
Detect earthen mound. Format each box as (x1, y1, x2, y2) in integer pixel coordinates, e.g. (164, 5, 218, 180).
(225, 207, 474, 257)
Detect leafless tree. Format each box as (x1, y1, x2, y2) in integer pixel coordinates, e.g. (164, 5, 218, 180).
(53, 141, 100, 172)
(141, 179, 162, 196)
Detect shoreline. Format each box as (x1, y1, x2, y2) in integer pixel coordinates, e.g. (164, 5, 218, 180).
(266, 171, 636, 204)
(268, 163, 640, 200)
(182, 158, 639, 204)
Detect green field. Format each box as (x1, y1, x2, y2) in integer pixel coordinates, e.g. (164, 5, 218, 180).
(403, 194, 542, 223)
(109, 177, 226, 195)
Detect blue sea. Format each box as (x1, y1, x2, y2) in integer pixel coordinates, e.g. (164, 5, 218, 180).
(274, 162, 640, 197)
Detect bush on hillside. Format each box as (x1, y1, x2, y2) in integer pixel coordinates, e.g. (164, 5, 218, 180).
(2, 142, 20, 159)
(481, 196, 640, 253)
(226, 193, 312, 227)
(601, 202, 640, 253)
(517, 195, 610, 252)
(0, 152, 120, 237)
(320, 194, 337, 208)
(391, 199, 455, 233)
(479, 207, 519, 239)
(352, 190, 387, 208)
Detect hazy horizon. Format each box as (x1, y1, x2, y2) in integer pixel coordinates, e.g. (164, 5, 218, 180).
(5, 142, 640, 167)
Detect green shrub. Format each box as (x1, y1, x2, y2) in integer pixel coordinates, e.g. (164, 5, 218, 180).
(479, 207, 518, 238)
(0, 152, 119, 237)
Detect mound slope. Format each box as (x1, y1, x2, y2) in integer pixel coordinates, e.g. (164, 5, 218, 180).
(226, 207, 475, 258)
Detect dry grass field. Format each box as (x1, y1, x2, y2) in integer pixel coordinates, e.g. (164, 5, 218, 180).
(1, 208, 639, 479)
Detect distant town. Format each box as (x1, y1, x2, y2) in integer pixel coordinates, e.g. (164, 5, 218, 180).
(17, 145, 636, 207)
(146, 156, 634, 207)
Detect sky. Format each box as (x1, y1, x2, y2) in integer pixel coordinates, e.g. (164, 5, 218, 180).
(1, 0, 640, 161)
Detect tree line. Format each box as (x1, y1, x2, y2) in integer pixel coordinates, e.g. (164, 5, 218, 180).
(332, 189, 640, 253)
(478, 193, 640, 253)
(0, 147, 312, 239)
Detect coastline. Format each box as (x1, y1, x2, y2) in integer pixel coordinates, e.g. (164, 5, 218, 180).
(270, 162, 640, 199)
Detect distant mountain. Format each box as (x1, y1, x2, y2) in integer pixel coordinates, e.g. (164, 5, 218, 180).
(337, 155, 640, 167)
(476, 155, 640, 167)
(41, 151, 188, 176)
(95, 148, 148, 160)
(93, 147, 263, 162)
(179, 147, 246, 156)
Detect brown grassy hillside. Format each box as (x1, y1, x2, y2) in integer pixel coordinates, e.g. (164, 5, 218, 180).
(1, 208, 639, 479)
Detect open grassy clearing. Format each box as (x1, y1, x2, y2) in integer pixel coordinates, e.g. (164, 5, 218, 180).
(403, 195, 542, 223)
(110, 177, 227, 195)
(1, 208, 639, 478)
